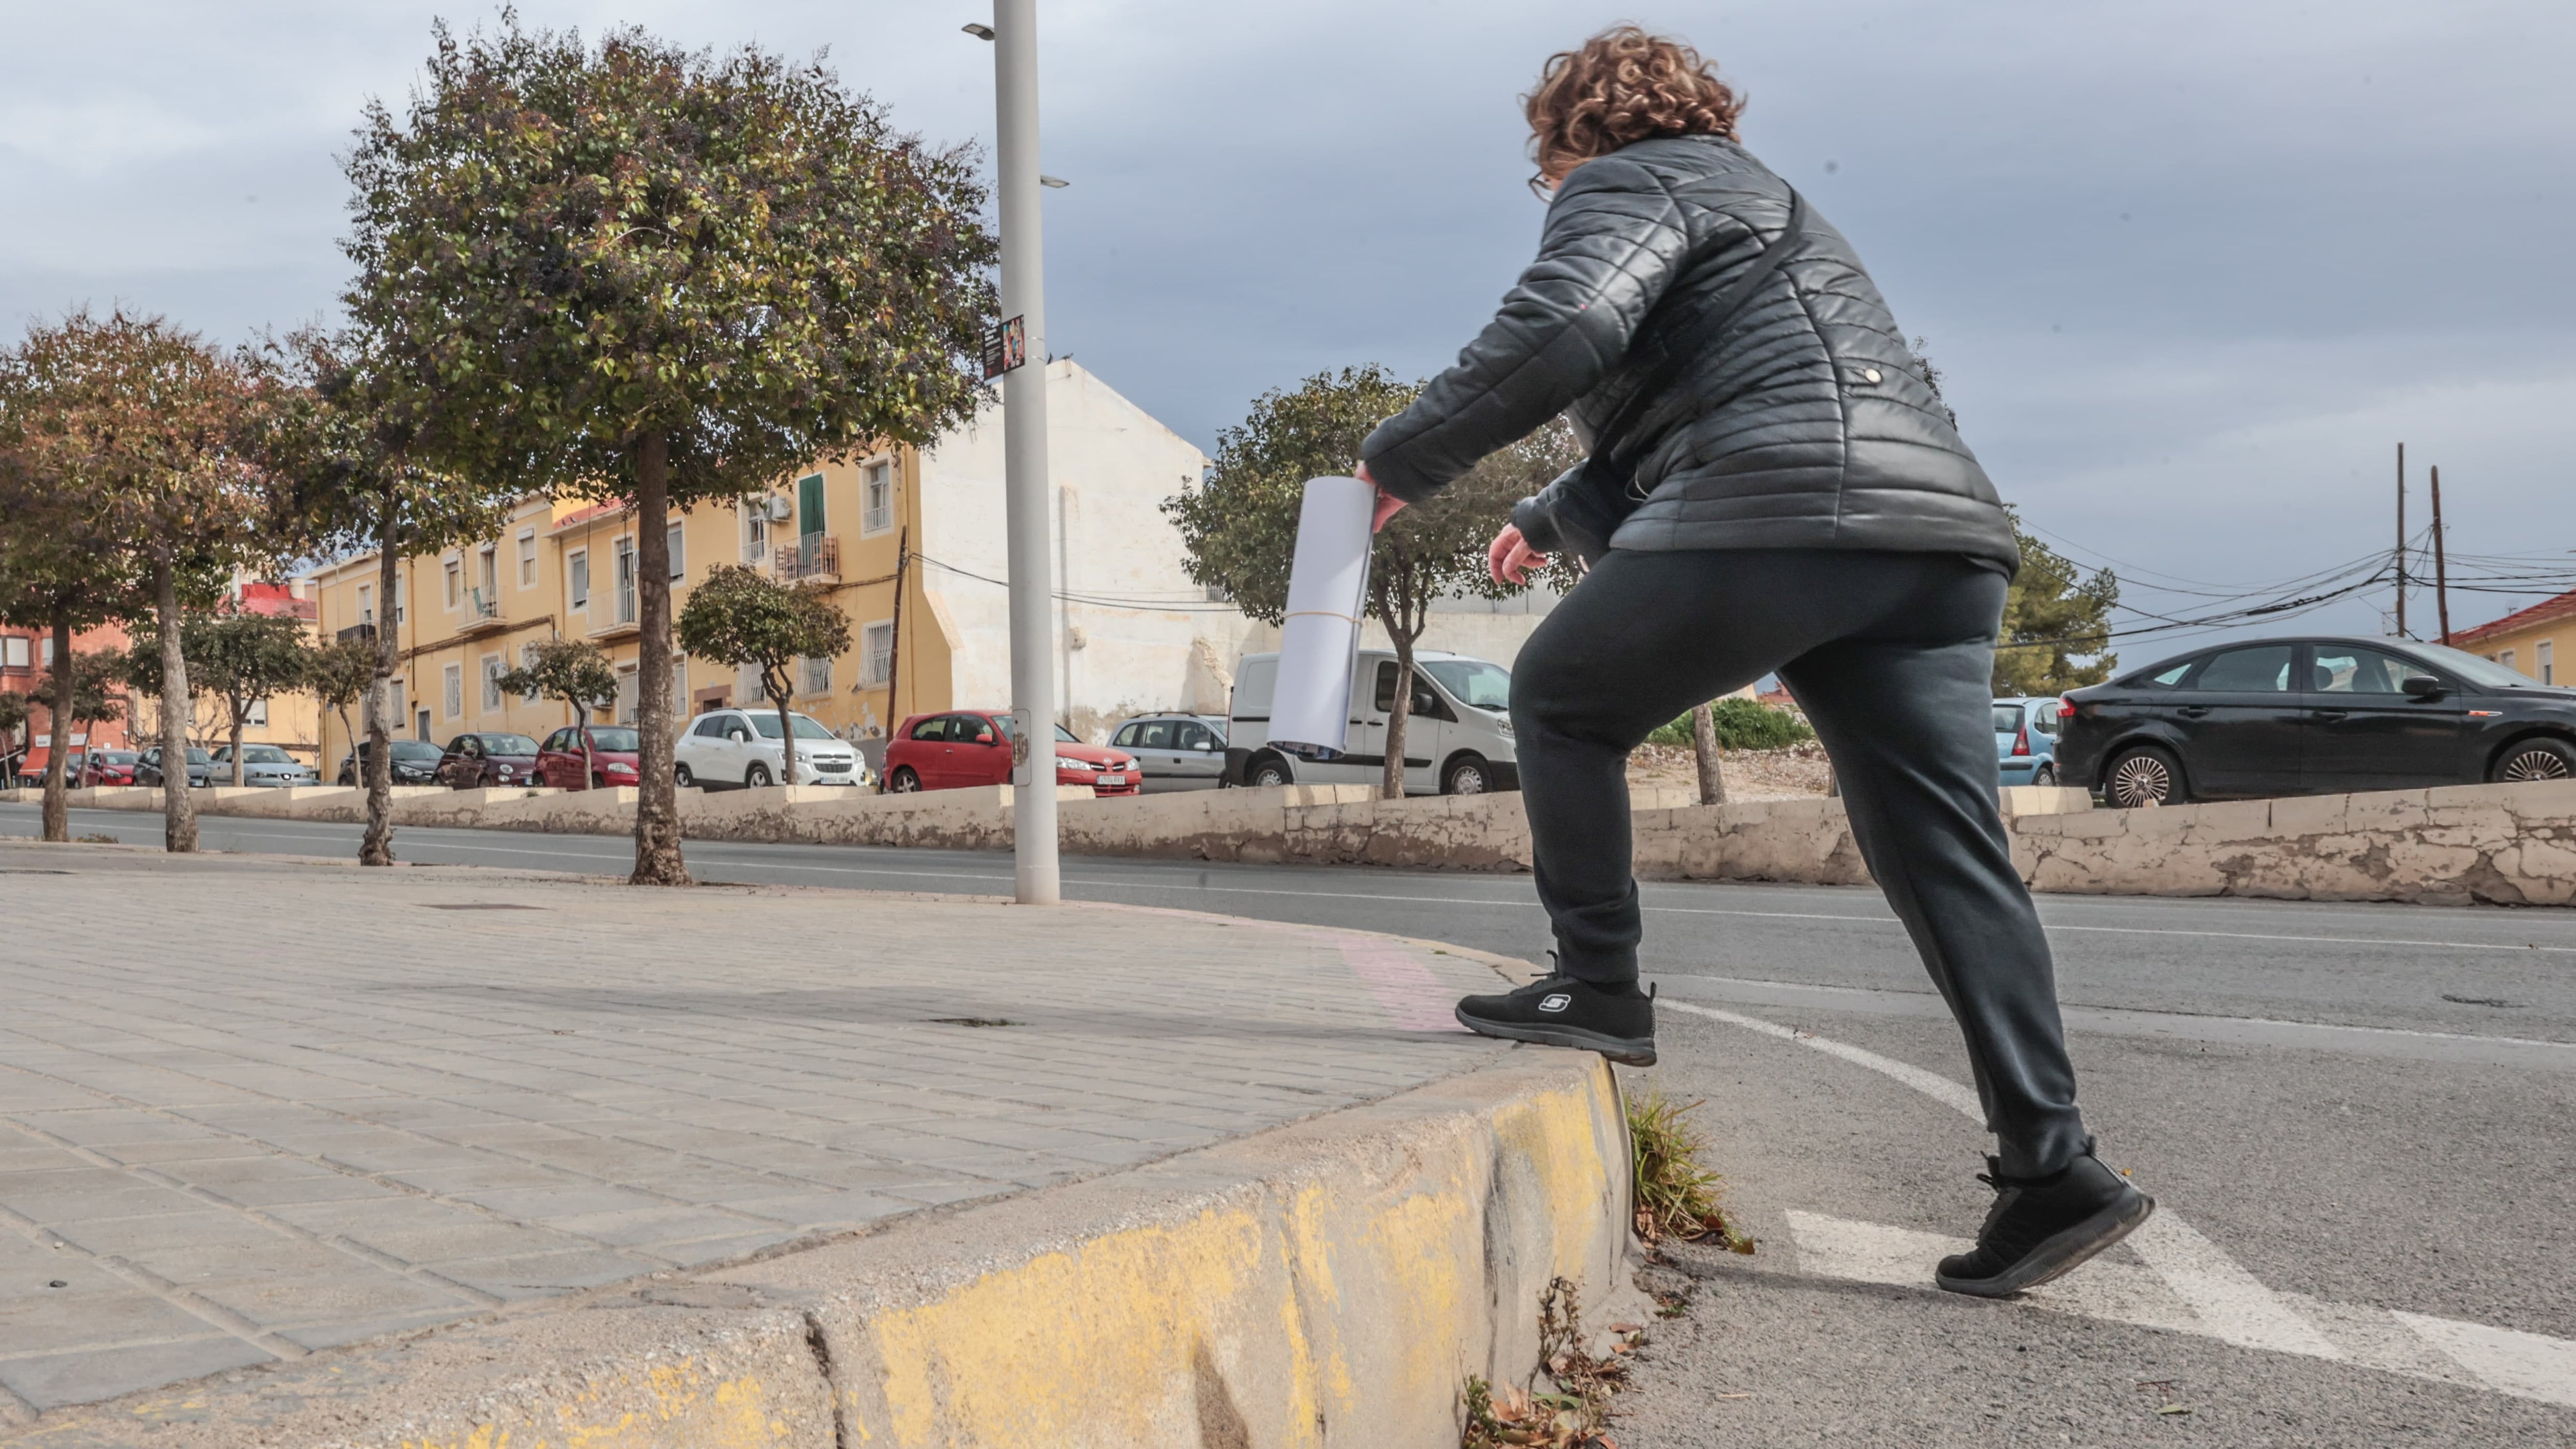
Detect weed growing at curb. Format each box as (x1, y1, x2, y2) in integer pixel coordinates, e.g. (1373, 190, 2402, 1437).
(1628, 1088, 1754, 1253)
(1460, 1276, 1642, 1448)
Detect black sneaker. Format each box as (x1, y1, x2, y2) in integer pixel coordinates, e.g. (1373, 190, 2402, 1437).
(1454, 974, 1656, 1066)
(1936, 1142, 2154, 1298)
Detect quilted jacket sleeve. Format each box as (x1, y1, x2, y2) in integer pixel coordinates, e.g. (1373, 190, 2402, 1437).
(1360, 156, 1693, 504)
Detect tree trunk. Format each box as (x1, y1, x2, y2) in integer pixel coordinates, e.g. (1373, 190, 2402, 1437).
(629, 434, 689, 885)
(227, 702, 247, 787)
(1689, 702, 1729, 806)
(361, 507, 399, 866)
(155, 554, 198, 853)
(772, 673, 798, 788)
(40, 614, 72, 842)
(580, 723, 595, 790)
(1380, 632, 1417, 802)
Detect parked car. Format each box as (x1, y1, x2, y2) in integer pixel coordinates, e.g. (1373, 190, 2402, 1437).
(882, 710, 1137, 796)
(78, 749, 140, 787)
(1107, 713, 1228, 787)
(2058, 635, 2576, 808)
(338, 738, 447, 786)
(134, 745, 214, 789)
(209, 743, 321, 788)
(1993, 697, 2062, 787)
(673, 708, 869, 789)
(434, 732, 544, 789)
(1225, 649, 1519, 795)
(535, 726, 645, 789)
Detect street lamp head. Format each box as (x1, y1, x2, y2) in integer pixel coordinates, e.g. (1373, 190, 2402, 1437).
(1039, 175, 1070, 189)
(961, 23, 994, 40)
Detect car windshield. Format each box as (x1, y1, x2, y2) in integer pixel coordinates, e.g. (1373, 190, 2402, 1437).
(748, 713, 836, 740)
(1421, 659, 1511, 711)
(584, 727, 641, 752)
(186, 748, 211, 764)
(96, 752, 137, 764)
(238, 745, 294, 764)
(2408, 643, 2544, 690)
(481, 734, 541, 755)
(392, 741, 443, 760)
(984, 717, 1082, 744)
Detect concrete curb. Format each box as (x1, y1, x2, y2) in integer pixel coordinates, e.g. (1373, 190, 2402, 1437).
(2, 1054, 1637, 1448)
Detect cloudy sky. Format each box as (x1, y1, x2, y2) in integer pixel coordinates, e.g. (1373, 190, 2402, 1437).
(5, 1, 2570, 663)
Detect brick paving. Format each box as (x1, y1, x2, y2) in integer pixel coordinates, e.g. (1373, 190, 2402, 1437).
(0, 842, 1511, 1416)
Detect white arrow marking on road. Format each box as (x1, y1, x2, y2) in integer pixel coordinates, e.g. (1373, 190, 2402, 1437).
(1666, 998, 2576, 1408)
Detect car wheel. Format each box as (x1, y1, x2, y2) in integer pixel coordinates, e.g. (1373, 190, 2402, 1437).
(887, 766, 922, 793)
(1246, 753, 1292, 788)
(1442, 753, 1490, 795)
(673, 763, 695, 789)
(2489, 737, 2576, 784)
(745, 762, 773, 789)
(2033, 763, 2057, 787)
(2103, 744, 2185, 808)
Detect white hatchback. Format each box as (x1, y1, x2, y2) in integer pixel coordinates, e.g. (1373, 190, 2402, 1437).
(674, 708, 872, 789)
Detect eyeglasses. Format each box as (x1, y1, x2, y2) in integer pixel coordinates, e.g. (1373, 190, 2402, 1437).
(1527, 173, 1555, 201)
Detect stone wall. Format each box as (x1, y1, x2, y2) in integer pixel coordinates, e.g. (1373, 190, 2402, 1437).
(13, 776, 2573, 907)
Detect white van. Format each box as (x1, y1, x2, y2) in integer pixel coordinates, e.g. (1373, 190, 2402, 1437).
(1226, 649, 1518, 795)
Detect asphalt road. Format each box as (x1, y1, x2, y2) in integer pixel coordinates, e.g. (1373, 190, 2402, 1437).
(7, 801, 2573, 1441)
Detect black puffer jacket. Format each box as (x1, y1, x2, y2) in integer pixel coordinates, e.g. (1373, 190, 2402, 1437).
(1360, 135, 2018, 572)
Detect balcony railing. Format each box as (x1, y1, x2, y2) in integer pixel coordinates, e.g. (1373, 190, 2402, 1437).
(774, 535, 840, 584)
(337, 622, 378, 643)
(460, 588, 509, 635)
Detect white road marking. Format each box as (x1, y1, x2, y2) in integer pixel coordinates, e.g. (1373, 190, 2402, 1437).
(1673, 999, 2576, 1408)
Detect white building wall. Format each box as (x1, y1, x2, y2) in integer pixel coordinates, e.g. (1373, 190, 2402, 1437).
(917, 361, 1264, 739)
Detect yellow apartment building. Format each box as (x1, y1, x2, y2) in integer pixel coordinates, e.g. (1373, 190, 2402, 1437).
(2454, 587, 2573, 687)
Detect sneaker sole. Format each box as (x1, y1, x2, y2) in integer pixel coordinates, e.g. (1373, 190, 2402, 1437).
(1936, 1188, 2156, 1299)
(1453, 1005, 1656, 1067)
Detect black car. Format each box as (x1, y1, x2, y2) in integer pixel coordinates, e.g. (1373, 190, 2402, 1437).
(338, 738, 447, 786)
(434, 732, 544, 789)
(2058, 636, 2576, 808)
(134, 745, 214, 789)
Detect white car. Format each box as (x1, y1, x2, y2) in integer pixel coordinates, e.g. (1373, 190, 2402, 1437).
(673, 707, 872, 789)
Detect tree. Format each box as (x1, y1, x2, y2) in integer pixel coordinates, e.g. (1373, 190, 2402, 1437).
(0, 309, 261, 852)
(251, 327, 517, 864)
(0, 534, 129, 841)
(123, 610, 311, 785)
(1995, 510, 2119, 695)
(345, 17, 995, 884)
(495, 640, 620, 786)
(1166, 367, 1575, 798)
(676, 565, 850, 786)
(304, 636, 380, 781)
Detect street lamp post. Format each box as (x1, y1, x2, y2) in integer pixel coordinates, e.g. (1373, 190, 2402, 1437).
(982, 1, 1059, 904)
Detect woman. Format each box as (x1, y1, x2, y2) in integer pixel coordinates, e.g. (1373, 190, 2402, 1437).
(1354, 27, 2150, 1297)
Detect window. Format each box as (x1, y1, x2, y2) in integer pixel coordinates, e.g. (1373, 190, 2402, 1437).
(444, 559, 461, 609)
(692, 715, 732, 739)
(1421, 658, 1513, 711)
(478, 544, 498, 600)
(2541, 641, 2556, 687)
(797, 473, 826, 535)
(3, 637, 26, 668)
(568, 550, 590, 609)
(245, 700, 269, 727)
(1137, 720, 1175, 749)
(2501, 649, 2518, 674)
(614, 539, 637, 624)
(41, 637, 54, 666)
(615, 664, 639, 725)
(797, 655, 831, 696)
(517, 643, 540, 703)
(442, 663, 463, 719)
(2310, 647, 2437, 694)
(2147, 661, 2194, 687)
(517, 531, 537, 588)
(860, 621, 894, 685)
(742, 503, 767, 561)
(862, 461, 893, 534)
(2187, 646, 2294, 692)
(668, 522, 686, 580)
(1112, 723, 1139, 747)
(1176, 721, 1219, 752)
(389, 679, 406, 723)
(357, 584, 374, 626)
(481, 654, 504, 710)
(910, 717, 948, 741)
(1992, 705, 2026, 734)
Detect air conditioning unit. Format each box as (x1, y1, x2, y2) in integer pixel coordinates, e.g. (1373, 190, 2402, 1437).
(765, 496, 796, 522)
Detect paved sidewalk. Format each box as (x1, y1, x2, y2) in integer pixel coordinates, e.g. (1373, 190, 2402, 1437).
(0, 841, 1512, 1417)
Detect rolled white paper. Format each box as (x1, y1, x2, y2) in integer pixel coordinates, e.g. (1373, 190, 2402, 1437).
(1269, 475, 1376, 758)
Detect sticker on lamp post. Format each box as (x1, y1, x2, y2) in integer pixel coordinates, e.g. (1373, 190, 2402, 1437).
(983, 316, 1027, 380)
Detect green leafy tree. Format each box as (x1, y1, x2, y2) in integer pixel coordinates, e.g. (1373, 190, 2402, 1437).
(251, 327, 517, 863)
(1165, 367, 1574, 798)
(0, 309, 262, 851)
(495, 639, 620, 786)
(676, 565, 851, 787)
(344, 16, 995, 883)
(1995, 512, 2119, 695)
(304, 636, 380, 781)
(124, 610, 312, 785)
(0, 525, 130, 839)
(0, 690, 25, 756)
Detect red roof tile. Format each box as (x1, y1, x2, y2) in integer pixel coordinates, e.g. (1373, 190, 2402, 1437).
(2451, 588, 2576, 648)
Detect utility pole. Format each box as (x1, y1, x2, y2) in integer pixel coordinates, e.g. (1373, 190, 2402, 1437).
(2394, 442, 2408, 639)
(978, 1, 1060, 904)
(2431, 465, 2451, 644)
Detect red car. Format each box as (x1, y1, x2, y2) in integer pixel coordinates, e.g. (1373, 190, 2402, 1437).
(883, 710, 1139, 796)
(78, 749, 139, 786)
(535, 725, 643, 789)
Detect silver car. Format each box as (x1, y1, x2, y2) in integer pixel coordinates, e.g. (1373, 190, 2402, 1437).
(209, 743, 321, 788)
(1107, 713, 1229, 788)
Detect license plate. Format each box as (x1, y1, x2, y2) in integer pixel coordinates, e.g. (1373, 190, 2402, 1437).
(1099, 773, 1124, 786)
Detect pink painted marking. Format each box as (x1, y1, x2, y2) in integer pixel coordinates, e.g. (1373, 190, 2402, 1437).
(1339, 940, 1465, 1032)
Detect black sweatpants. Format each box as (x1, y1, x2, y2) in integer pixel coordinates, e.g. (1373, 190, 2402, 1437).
(1511, 548, 2088, 1176)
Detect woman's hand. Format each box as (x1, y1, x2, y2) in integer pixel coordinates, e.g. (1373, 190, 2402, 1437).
(1355, 461, 1407, 533)
(1487, 523, 1551, 586)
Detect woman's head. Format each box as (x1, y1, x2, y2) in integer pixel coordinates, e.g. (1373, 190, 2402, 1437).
(1526, 27, 1743, 187)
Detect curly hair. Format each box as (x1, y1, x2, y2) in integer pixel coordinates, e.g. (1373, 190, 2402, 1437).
(1525, 27, 1744, 183)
